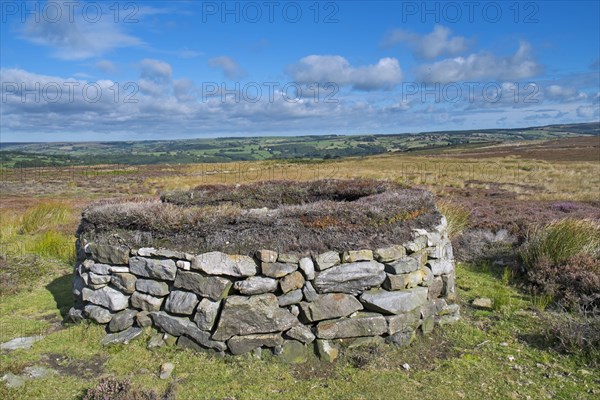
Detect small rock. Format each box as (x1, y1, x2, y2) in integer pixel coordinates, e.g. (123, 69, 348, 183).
(0, 335, 44, 350)
(159, 363, 175, 379)
(342, 250, 373, 263)
(1, 373, 26, 388)
(280, 271, 305, 294)
(164, 290, 199, 315)
(278, 253, 299, 264)
(67, 307, 84, 323)
(136, 311, 153, 328)
(472, 297, 493, 310)
(85, 304, 114, 324)
(299, 257, 315, 280)
(374, 245, 405, 263)
(194, 298, 222, 331)
(227, 333, 284, 355)
(257, 249, 278, 263)
(278, 289, 303, 307)
(285, 325, 316, 344)
(135, 279, 170, 296)
(278, 340, 308, 364)
(101, 327, 143, 345)
(314, 251, 341, 271)
(316, 339, 339, 362)
(108, 309, 138, 332)
(302, 282, 318, 302)
(234, 276, 278, 295)
(147, 333, 166, 349)
(131, 292, 164, 312)
(261, 262, 297, 278)
(22, 366, 56, 379)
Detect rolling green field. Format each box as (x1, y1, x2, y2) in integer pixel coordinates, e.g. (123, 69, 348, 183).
(1, 122, 596, 167)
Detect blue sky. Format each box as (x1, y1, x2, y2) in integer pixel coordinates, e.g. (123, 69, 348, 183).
(1, 0, 599, 142)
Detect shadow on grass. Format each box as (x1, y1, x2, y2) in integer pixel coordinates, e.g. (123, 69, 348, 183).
(45, 274, 73, 320)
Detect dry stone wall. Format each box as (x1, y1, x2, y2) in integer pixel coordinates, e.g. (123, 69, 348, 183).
(71, 215, 459, 360)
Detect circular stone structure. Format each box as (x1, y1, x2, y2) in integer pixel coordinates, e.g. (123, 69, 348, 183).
(71, 179, 459, 359)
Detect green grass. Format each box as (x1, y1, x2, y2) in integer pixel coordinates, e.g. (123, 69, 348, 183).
(21, 203, 72, 234)
(520, 218, 600, 268)
(1, 262, 598, 399)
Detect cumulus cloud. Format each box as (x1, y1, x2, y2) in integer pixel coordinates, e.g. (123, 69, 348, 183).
(544, 85, 588, 102)
(382, 25, 470, 59)
(287, 55, 403, 91)
(140, 59, 173, 80)
(208, 56, 246, 79)
(416, 42, 542, 82)
(19, 3, 142, 60)
(576, 104, 600, 119)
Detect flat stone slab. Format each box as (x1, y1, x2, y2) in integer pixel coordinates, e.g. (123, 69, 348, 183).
(101, 327, 143, 345)
(192, 252, 257, 277)
(261, 262, 297, 278)
(108, 309, 138, 332)
(385, 256, 420, 274)
(136, 279, 170, 296)
(1, 336, 44, 351)
(227, 333, 284, 355)
(233, 276, 278, 295)
(315, 313, 387, 339)
(150, 311, 227, 351)
(174, 270, 232, 301)
(85, 304, 115, 324)
(90, 244, 130, 265)
(212, 294, 298, 341)
(129, 256, 177, 281)
(360, 287, 428, 314)
(300, 293, 363, 322)
(82, 286, 130, 311)
(313, 261, 386, 295)
(165, 290, 199, 315)
(131, 292, 164, 312)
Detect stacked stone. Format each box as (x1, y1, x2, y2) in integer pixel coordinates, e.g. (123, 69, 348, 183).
(71, 216, 459, 360)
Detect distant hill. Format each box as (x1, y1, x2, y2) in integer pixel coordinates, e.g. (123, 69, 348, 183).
(0, 122, 598, 168)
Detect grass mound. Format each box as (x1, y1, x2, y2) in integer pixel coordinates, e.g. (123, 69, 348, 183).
(520, 219, 600, 311)
(78, 179, 440, 255)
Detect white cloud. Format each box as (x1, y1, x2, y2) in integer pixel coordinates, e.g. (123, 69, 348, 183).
(96, 60, 117, 73)
(139, 59, 172, 80)
(287, 55, 402, 91)
(544, 85, 587, 102)
(208, 56, 246, 79)
(383, 25, 470, 59)
(576, 105, 599, 118)
(416, 42, 542, 82)
(19, 3, 142, 60)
